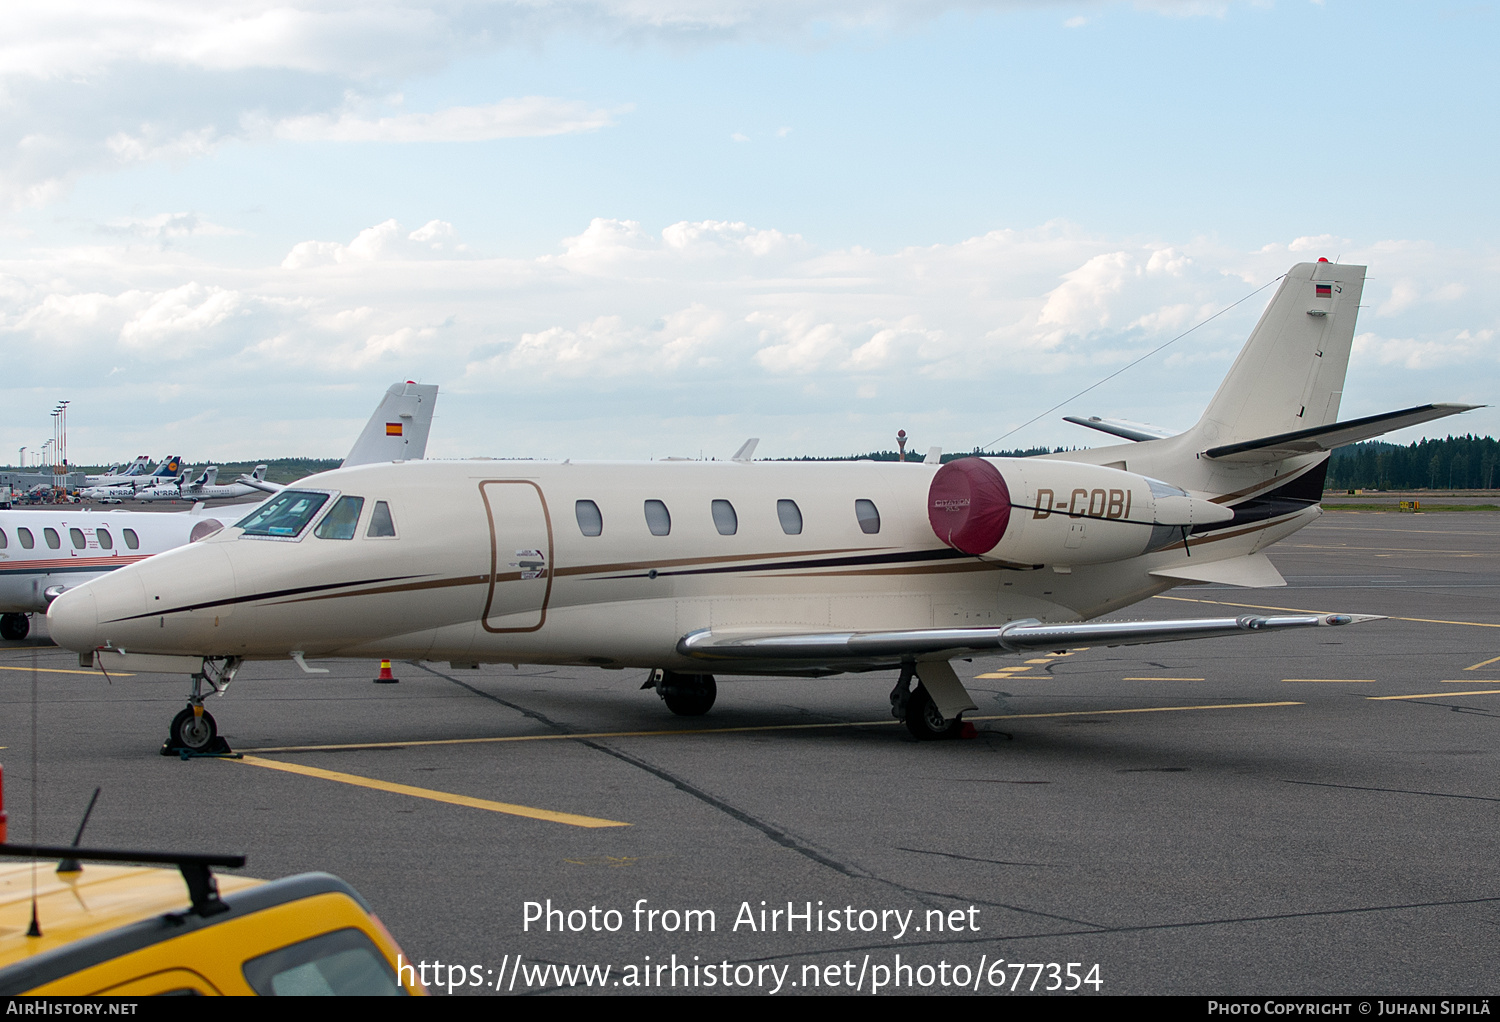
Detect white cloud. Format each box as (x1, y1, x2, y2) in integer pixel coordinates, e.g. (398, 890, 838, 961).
(282, 218, 462, 267)
(0, 217, 1493, 461)
(266, 98, 622, 142)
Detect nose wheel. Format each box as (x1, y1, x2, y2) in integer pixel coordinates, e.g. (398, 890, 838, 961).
(166, 706, 222, 754)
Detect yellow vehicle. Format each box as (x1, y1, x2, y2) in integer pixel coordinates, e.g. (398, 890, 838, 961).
(0, 843, 425, 995)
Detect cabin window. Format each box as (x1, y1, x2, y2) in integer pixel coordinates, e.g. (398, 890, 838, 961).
(777, 499, 803, 535)
(644, 499, 671, 536)
(855, 499, 881, 535)
(44, 528, 60, 549)
(711, 499, 738, 536)
(236, 490, 331, 539)
(572, 500, 602, 537)
(69, 528, 87, 550)
(96, 529, 112, 550)
(368, 501, 398, 538)
(123, 528, 139, 550)
(315, 496, 365, 540)
(18, 528, 34, 549)
(0, 529, 6, 549)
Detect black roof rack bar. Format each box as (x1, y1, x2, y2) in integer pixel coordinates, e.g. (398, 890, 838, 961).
(0, 843, 247, 917)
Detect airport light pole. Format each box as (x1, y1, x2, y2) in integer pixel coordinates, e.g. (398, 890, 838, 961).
(17, 447, 24, 469)
(53, 400, 69, 491)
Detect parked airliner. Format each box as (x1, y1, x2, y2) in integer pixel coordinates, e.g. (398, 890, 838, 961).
(46, 263, 1476, 752)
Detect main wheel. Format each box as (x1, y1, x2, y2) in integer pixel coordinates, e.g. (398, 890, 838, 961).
(168, 706, 218, 752)
(660, 673, 716, 716)
(0, 613, 29, 641)
(904, 684, 962, 741)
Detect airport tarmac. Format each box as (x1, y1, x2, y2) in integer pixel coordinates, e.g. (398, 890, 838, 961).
(3, 509, 1498, 996)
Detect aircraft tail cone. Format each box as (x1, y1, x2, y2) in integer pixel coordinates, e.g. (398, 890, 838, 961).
(373, 659, 399, 684)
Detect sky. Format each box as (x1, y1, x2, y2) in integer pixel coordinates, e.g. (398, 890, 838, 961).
(1, 0, 1496, 465)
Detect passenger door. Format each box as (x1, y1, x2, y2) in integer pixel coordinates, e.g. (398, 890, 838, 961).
(479, 480, 554, 633)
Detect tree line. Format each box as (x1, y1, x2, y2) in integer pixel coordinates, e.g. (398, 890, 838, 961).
(1326, 435, 1500, 491)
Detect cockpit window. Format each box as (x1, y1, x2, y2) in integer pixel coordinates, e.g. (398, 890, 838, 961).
(315, 496, 365, 540)
(236, 490, 331, 539)
(367, 501, 397, 538)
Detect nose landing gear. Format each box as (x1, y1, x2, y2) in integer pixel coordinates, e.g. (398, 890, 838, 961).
(160, 658, 242, 758)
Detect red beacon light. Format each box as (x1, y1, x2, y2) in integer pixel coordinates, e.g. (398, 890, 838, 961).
(1317, 257, 1329, 263)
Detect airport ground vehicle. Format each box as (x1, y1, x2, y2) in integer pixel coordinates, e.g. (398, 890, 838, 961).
(0, 843, 423, 995)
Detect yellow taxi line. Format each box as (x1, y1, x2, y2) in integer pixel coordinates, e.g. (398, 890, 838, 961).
(1367, 689, 1500, 701)
(232, 755, 630, 829)
(1283, 679, 1376, 683)
(0, 665, 131, 677)
(1463, 655, 1500, 671)
(1154, 594, 1500, 629)
(967, 701, 1302, 722)
(1122, 677, 1205, 682)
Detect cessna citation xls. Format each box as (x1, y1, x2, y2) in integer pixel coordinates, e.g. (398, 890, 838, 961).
(48, 261, 1477, 752)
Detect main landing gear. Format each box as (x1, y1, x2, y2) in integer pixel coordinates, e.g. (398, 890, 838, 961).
(0, 613, 30, 641)
(644, 669, 717, 716)
(890, 664, 964, 741)
(161, 658, 242, 757)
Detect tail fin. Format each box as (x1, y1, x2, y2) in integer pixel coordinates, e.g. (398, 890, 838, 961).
(1192, 261, 1364, 448)
(341, 382, 439, 467)
(154, 456, 183, 478)
(250, 464, 267, 481)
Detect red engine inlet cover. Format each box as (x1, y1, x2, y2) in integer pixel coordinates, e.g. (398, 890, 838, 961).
(928, 458, 1012, 555)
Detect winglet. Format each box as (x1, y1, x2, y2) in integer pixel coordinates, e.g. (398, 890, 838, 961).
(732, 438, 759, 462)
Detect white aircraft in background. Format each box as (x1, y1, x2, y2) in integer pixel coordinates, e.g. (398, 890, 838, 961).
(136, 465, 272, 503)
(80, 457, 185, 500)
(48, 263, 1477, 754)
(1, 382, 437, 642)
(84, 456, 152, 486)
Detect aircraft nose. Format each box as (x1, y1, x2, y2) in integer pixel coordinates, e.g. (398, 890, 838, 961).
(47, 586, 100, 653)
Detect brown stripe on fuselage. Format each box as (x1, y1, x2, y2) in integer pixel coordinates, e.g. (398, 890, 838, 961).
(1157, 513, 1303, 553)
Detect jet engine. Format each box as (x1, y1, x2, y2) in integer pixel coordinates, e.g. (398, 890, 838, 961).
(927, 457, 1233, 566)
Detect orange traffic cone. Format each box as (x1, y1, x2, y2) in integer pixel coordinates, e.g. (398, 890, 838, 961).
(373, 659, 399, 684)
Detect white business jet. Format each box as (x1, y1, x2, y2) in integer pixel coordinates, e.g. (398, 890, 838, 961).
(48, 262, 1476, 753)
(1, 382, 437, 642)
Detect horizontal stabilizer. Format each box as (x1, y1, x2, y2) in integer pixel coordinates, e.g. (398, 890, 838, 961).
(677, 612, 1376, 666)
(1150, 552, 1287, 588)
(1063, 416, 1177, 443)
(1203, 403, 1480, 462)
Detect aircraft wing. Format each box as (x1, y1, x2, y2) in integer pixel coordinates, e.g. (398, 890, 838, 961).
(235, 475, 283, 494)
(677, 612, 1377, 671)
